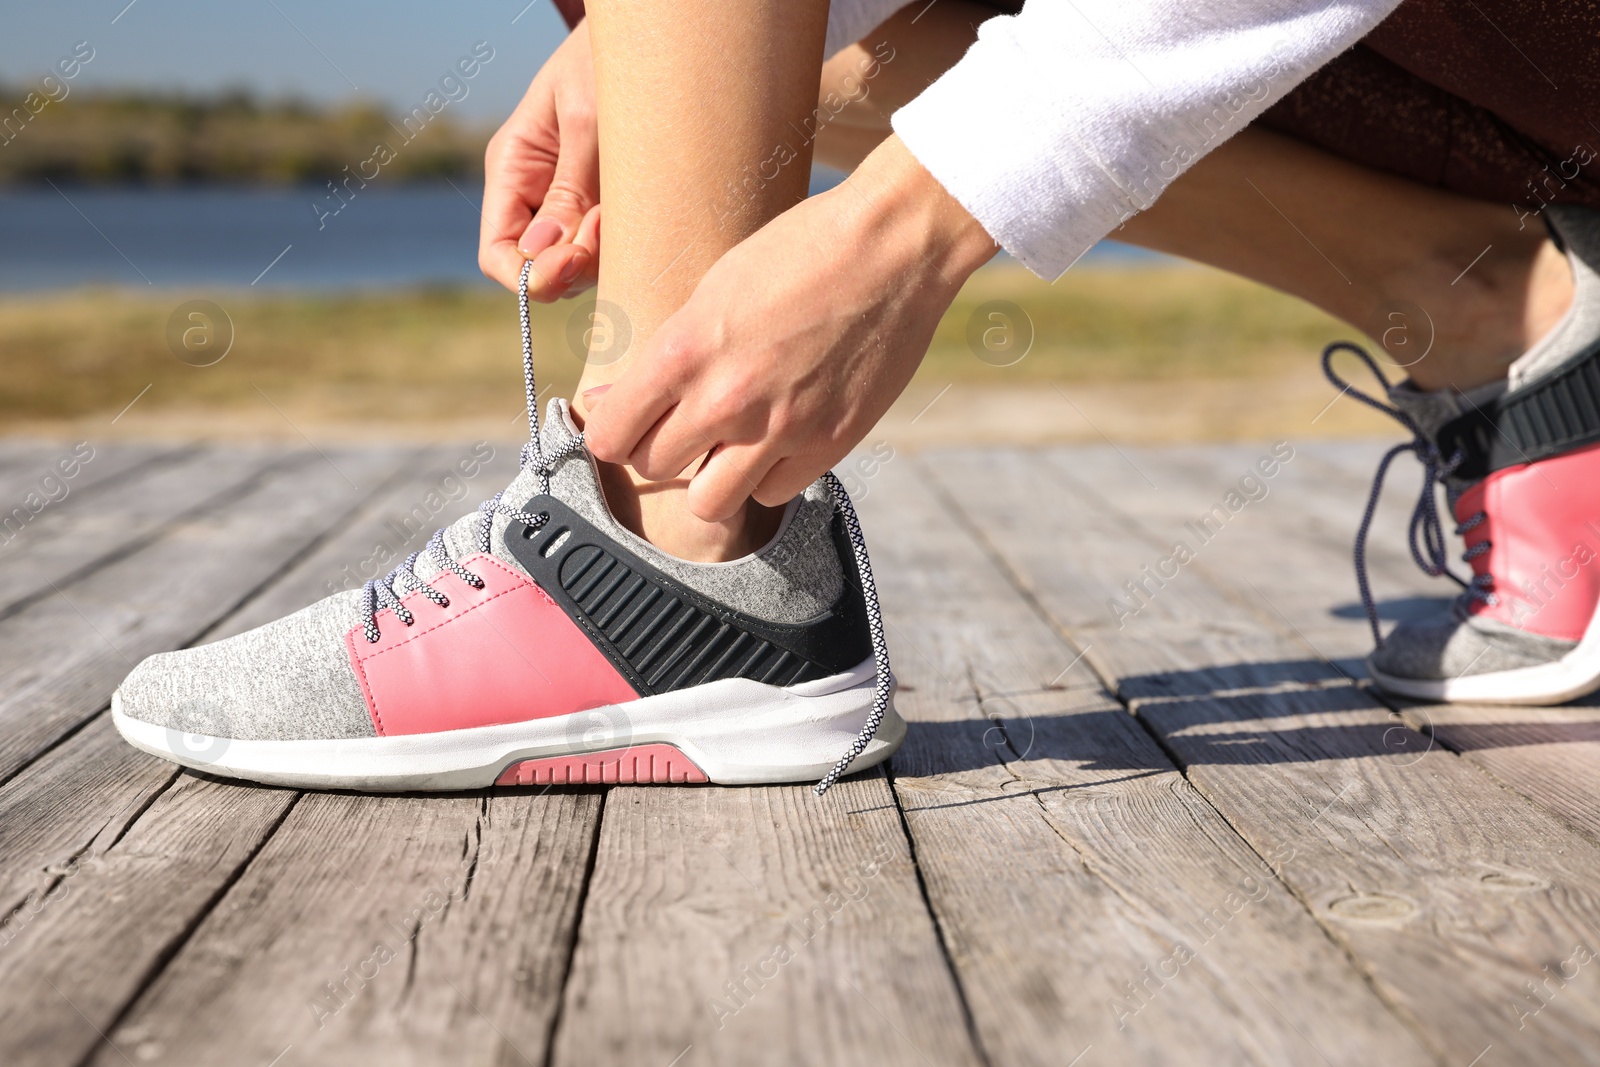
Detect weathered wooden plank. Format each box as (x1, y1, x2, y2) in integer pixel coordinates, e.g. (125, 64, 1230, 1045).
(931, 445, 1600, 1064)
(1184, 437, 1537, 665)
(549, 776, 983, 1067)
(0, 445, 281, 622)
(0, 440, 74, 472)
(0, 759, 291, 1067)
(846, 458, 1435, 1066)
(0, 441, 123, 504)
(0, 441, 181, 540)
(93, 789, 601, 1067)
(0, 446, 409, 784)
(0, 717, 176, 948)
(1400, 698, 1600, 850)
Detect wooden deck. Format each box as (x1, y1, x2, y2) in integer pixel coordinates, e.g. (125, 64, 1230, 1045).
(2, 437, 1599, 1066)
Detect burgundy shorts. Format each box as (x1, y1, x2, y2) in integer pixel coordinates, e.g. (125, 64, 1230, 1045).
(1259, 0, 1600, 219)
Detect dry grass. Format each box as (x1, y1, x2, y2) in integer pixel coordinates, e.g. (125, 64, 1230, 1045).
(933, 263, 1354, 379)
(0, 263, 1397, 444)
(0, 286, 572, 435)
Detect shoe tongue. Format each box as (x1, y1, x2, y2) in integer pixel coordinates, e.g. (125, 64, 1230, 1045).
(496, 396, 585, 507)
(1388, 378, 1506, 443)
(540, 396, 584, 468)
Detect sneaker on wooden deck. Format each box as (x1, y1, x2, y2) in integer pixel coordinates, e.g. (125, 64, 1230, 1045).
(112, 268, 900, 793)
(1328, 204, 1600, 705)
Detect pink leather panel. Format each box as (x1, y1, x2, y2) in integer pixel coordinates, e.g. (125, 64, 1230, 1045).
(495, 744, 710, 786)
(1458, 441, 1600, 642)
(345, 553, 638, 736)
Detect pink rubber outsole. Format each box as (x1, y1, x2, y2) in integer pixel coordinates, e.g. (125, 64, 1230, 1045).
(494, 743, 710, 786)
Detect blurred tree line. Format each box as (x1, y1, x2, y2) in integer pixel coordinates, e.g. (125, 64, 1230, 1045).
(0, 87, 489, 184)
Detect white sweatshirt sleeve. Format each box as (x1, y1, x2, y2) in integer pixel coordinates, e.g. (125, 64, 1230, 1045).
(827, 0, 1402, 279)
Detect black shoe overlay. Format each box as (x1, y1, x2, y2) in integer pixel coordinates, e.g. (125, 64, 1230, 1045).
(1438, 338, 1600, 483)
(504, 496, 873, 698)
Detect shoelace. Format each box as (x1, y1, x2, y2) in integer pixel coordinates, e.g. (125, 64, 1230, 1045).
(814, 468, 893, 797)
(360, 260, 579, 643)
(1322, 341, 1495, 649)
(361, 261, 892, 796)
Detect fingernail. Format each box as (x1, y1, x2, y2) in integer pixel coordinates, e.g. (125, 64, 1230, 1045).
(518, 217, 563, 257)
(559, 250, 588, 283)
(582, 384, 612, 405)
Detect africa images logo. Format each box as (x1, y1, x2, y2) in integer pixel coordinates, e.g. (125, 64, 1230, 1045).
(162, 696, 234, 766)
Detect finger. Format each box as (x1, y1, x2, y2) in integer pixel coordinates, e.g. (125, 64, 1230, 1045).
(480, 190, 546, 294)
(561, 204, 603, 296)
(520, 117, 599, 301)
(687, 444, 778, 524)
(583, 332, 686, 463)
(574, 201, 602, 253)
(479, 127, 551, 292)
(628, 403, 718, 481)
(516, 216, 564, 261)
(750, 454, 829, 508)
(527, 203, 602, 302)
(523, 242, 593, 304)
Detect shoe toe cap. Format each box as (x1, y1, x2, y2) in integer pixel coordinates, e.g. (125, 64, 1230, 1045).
(113, 590, 376, 741)
(1370, 608, 1574, 682)
(116, 648, 237, 737)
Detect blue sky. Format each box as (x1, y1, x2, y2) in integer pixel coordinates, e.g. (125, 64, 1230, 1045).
(1, 0, 570, 121)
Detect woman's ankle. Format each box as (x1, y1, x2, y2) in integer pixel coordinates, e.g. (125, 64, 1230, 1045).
(1523, 237, 1577, 355)
(1400, 233, 1573, 392)
(569, 391, 782, 562)
(594, 458, 785, 562)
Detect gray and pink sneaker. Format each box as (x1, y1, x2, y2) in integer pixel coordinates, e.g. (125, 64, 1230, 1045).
(1332, 204, 1600, 705)
(112, 267, 901, 793)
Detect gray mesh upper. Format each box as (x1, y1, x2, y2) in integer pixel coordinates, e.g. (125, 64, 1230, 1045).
(1371, 601, 1575, 682)
(118, 590, 376, 739)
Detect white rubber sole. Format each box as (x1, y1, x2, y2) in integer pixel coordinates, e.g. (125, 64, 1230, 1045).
(111, 658, 904, 791)
(1367, 607, 1600, 705)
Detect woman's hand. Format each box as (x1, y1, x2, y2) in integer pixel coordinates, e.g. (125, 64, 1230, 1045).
(478, 19, 602, 301)
(584, 136, 997, 522)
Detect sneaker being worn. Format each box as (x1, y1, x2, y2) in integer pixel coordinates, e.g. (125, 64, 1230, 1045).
(1329, 204, 1600, 705)
(112, 264, 903, 793)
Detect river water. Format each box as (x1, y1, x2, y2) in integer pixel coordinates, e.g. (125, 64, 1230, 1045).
(0, 181, 1167, 292)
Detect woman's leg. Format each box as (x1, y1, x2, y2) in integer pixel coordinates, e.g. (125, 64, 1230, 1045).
(818, 8, 1574, 394)
(579, 0, 831, 561)
(1117, 129, 1573, 392)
